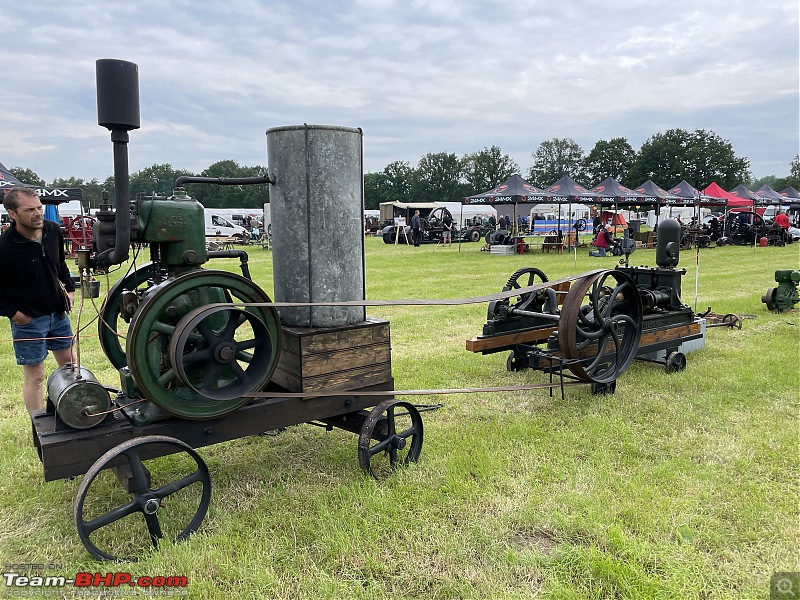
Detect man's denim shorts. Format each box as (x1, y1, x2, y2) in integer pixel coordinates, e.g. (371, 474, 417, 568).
(10, 312, 74, 365)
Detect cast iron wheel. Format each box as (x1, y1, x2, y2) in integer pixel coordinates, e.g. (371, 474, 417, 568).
(665, 351, 687, 373)
(68, 215, 96, 249)
(506, 351, 528, 371)
(358, 399, 423, 479)
(74, 435, 211, 562)
(127, 270, 282, 419)
(487, 267, 550, 320)
(504, 267, 550, 308)
(762, 288, 778, 311)
(574, 218, 587, 232)
(98, 262, 157, 369)
(558, 270, 642, 384)
(591, 380, 617, 395)
(169, 305, 275, 401)
(721, 313, 742, 329)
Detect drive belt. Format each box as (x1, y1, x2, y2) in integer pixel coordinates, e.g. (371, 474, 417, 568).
(244, 381, 585, 399)
(222, 269, 605, 309)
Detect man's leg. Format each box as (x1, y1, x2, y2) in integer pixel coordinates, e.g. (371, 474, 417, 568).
(22, 363, 46, 412)
(53, 347, 74, 367)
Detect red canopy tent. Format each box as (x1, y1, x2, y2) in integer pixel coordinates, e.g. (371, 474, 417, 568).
(702, 182, 752, 210)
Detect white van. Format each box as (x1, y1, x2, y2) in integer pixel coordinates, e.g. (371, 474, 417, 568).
(205, 211, 247, 239)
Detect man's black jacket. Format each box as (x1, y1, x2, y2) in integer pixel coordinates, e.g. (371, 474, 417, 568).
(0, 220, 75, 318)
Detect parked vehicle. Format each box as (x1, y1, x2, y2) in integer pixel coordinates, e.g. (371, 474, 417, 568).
(205, 211, 248, 239)
(378, 202, 484, 244)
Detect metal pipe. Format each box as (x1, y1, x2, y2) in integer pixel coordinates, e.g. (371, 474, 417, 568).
(174, 175, 273, 188)
(95, 130, 132, 268)
(207, 250, 251, 279)
(507, 308, 560, 321)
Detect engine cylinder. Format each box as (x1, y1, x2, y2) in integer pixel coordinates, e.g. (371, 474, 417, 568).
(267, 124, 366, 327)
(47, 364, 110, 429)
(656, 218, 681, 268)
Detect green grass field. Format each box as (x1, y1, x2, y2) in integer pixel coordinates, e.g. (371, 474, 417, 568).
(0, 236, 797, 599)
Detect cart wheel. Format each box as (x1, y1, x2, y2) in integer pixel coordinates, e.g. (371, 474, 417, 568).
(721, 313, 742, 329)
(506, 352, 527, 371)
(591, 380, 616, 395)
(358, 400, 423, 479)
(665, 351, 687, 373)
(74, 435, 211, 562)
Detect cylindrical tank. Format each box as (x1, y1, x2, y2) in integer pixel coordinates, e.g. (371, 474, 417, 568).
(47, 364, 110, 429)
(759, 236, 768, 247)
(267, 124, 366, 327)
(656, 218, 681, 268)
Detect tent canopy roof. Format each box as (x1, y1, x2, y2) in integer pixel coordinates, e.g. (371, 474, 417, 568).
(463, 174, 546, 205)
(0, 160, 83, 204)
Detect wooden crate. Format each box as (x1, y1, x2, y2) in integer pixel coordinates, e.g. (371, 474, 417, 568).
(271, 317, 393, 392)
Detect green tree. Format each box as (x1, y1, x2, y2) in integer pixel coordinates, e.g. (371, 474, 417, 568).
(364, 172, 391, 210)
(462, 146, 519, 193)
(788, 155, 800, 188)
(191, 161, 269, 209)
(128, 164, 195, 200)
(582, 138, 635, 185)
(8, 167, 44, 185)
(411, 152, 467, 202)
(625, 129, 750, 189)
(381, 161, 414, 203)
(527, 138, 585, 187)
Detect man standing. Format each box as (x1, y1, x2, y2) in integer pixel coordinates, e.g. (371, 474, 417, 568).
(442, 212, 453, 248)
(411, 210, 422, 247)
(0, 189, 75, 413)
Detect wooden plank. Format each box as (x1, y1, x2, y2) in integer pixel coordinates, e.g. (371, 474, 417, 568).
(271, 362, 393, 392)
(277, 342, 391, 377)
(281, 318, 390, 356)
(466, 326, 556, 352)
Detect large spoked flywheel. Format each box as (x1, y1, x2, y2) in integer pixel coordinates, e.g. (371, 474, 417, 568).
(558, 270, 642, 384)
(126, 270, 282, 419)
(99, 262, 157, 369)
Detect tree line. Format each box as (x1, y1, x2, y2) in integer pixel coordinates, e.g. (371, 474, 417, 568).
(9, 128, 800, 211)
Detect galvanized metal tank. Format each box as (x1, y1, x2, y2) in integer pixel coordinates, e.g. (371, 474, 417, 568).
(267, 124, 366, 327)
(47, 364, 110, 429)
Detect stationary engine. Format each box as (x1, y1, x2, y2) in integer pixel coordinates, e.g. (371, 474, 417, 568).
(54, 59, 282, 427)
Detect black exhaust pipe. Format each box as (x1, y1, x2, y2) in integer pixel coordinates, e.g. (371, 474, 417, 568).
(94, 58, 140, 268)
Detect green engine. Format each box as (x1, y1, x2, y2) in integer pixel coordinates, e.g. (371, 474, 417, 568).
(762, 270, 800, 312)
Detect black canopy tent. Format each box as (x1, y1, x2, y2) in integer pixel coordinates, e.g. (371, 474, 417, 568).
(755, 184, 785, 206)
(633, 179, 684, 228)
(463, 174, 548, 246)
(779, 186, 800, 200)
(538, 175, 599, 265)
(0, 161, 83, 205)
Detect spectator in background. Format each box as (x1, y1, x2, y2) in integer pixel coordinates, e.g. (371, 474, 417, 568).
(411, 210, 422, 247)
(442, 212, 453, 247)
(589, 224, 616, 257)
(775, 210, 790, 230)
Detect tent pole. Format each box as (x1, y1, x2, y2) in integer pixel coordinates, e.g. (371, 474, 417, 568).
(458, 203, 463, 253)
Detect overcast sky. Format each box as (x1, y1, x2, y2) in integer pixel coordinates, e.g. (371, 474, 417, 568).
(2, 0, 797, 188)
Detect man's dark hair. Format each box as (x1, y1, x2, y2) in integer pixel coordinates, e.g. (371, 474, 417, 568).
(3, 188, 39, 212)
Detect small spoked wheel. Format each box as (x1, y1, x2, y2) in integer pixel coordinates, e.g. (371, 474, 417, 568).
(506, 351, 527, 371)
(591, 380, 617, 395)
(665, 351, 687, 374)
(721, 313, 742, 329)
(358, 400, 423, 479)
(74, 435, 211, 562)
